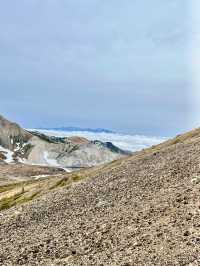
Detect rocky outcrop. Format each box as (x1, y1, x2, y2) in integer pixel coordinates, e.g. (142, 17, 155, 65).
(0, 115, 32, 150)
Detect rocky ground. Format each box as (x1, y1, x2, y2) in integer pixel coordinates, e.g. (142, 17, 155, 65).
(0, 128, 200, 265)
(0, 163, 64, 186)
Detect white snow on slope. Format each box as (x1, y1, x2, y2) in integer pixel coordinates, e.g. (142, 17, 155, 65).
(0, 145, 14, 163)
(43, 151, 60, 167)
(43, 151, 71, 172)
(31, 129, 167, 152)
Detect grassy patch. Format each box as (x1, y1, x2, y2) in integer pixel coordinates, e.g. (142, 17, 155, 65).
(0, 187, 42, 211)
(72, 174, 84, 182)
(171, 138, 181, 145)
(0, 171, 88, 211)
(49, 177, 69, 190)
(0, 183, 20, 193)
(49, 174, 85, 190)
(0, 180, 35, 193)
(0, 188, 25, 210)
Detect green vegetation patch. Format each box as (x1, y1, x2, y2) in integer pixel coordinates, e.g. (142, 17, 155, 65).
(49, 177, 70, 190)
(0, 183, 21, 193)
(0, 180, 35, 193)
(0, 187, 40, 211)
(0, 171, 87, 211)
(72, 174, 85, 182)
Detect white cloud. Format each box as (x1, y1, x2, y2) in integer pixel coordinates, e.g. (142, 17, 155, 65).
(33, 129, 167, 152)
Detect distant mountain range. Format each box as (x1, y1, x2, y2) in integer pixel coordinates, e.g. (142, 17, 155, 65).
(37, 127, 115, 134)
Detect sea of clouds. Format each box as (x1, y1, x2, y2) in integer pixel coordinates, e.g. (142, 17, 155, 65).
(33, 129, 167, 152)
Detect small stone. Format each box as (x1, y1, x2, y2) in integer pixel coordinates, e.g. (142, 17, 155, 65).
(183, 230, 190, 237)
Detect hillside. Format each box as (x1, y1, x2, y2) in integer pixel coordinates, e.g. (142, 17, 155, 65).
(0, 115, 129, 169)
(0, 127, 200, 265)
(0, 115, 32, 150)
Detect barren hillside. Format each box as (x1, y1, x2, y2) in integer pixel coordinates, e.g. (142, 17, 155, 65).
(0, 128, 200, 265)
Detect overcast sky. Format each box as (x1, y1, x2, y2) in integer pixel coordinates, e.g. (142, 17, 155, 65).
(0, 0, 195, 136)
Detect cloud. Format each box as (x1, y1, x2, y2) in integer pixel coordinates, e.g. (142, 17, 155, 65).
(32, 129, 167, 152)
(0, 0, 192, 136)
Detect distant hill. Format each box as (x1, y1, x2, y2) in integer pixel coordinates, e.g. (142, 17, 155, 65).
(0, 114, 128, 169)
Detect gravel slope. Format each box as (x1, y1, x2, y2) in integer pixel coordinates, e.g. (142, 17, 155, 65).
(0, 130, 200, 265)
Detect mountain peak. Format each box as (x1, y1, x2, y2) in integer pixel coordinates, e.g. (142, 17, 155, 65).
(0, 114, 32, 150)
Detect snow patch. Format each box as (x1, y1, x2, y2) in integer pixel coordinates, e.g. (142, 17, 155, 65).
(0, 145, 14, 163)
(43, 151, 60, 167)
(33, 174, 56, 180)
(43, 152, 71, 172)
(62, 168, 71, 173)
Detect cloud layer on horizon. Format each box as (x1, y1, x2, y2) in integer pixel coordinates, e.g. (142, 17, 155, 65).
(34, 129, 167, 152)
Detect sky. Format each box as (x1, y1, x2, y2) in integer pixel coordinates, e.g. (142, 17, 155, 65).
(0, 0, 197, 136)
(190, 1, 200, 128)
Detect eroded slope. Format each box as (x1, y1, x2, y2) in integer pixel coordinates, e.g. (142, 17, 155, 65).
(0, 128, 200, 265)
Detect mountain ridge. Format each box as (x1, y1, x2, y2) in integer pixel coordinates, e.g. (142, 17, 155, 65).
(0, 114, 129, 169)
